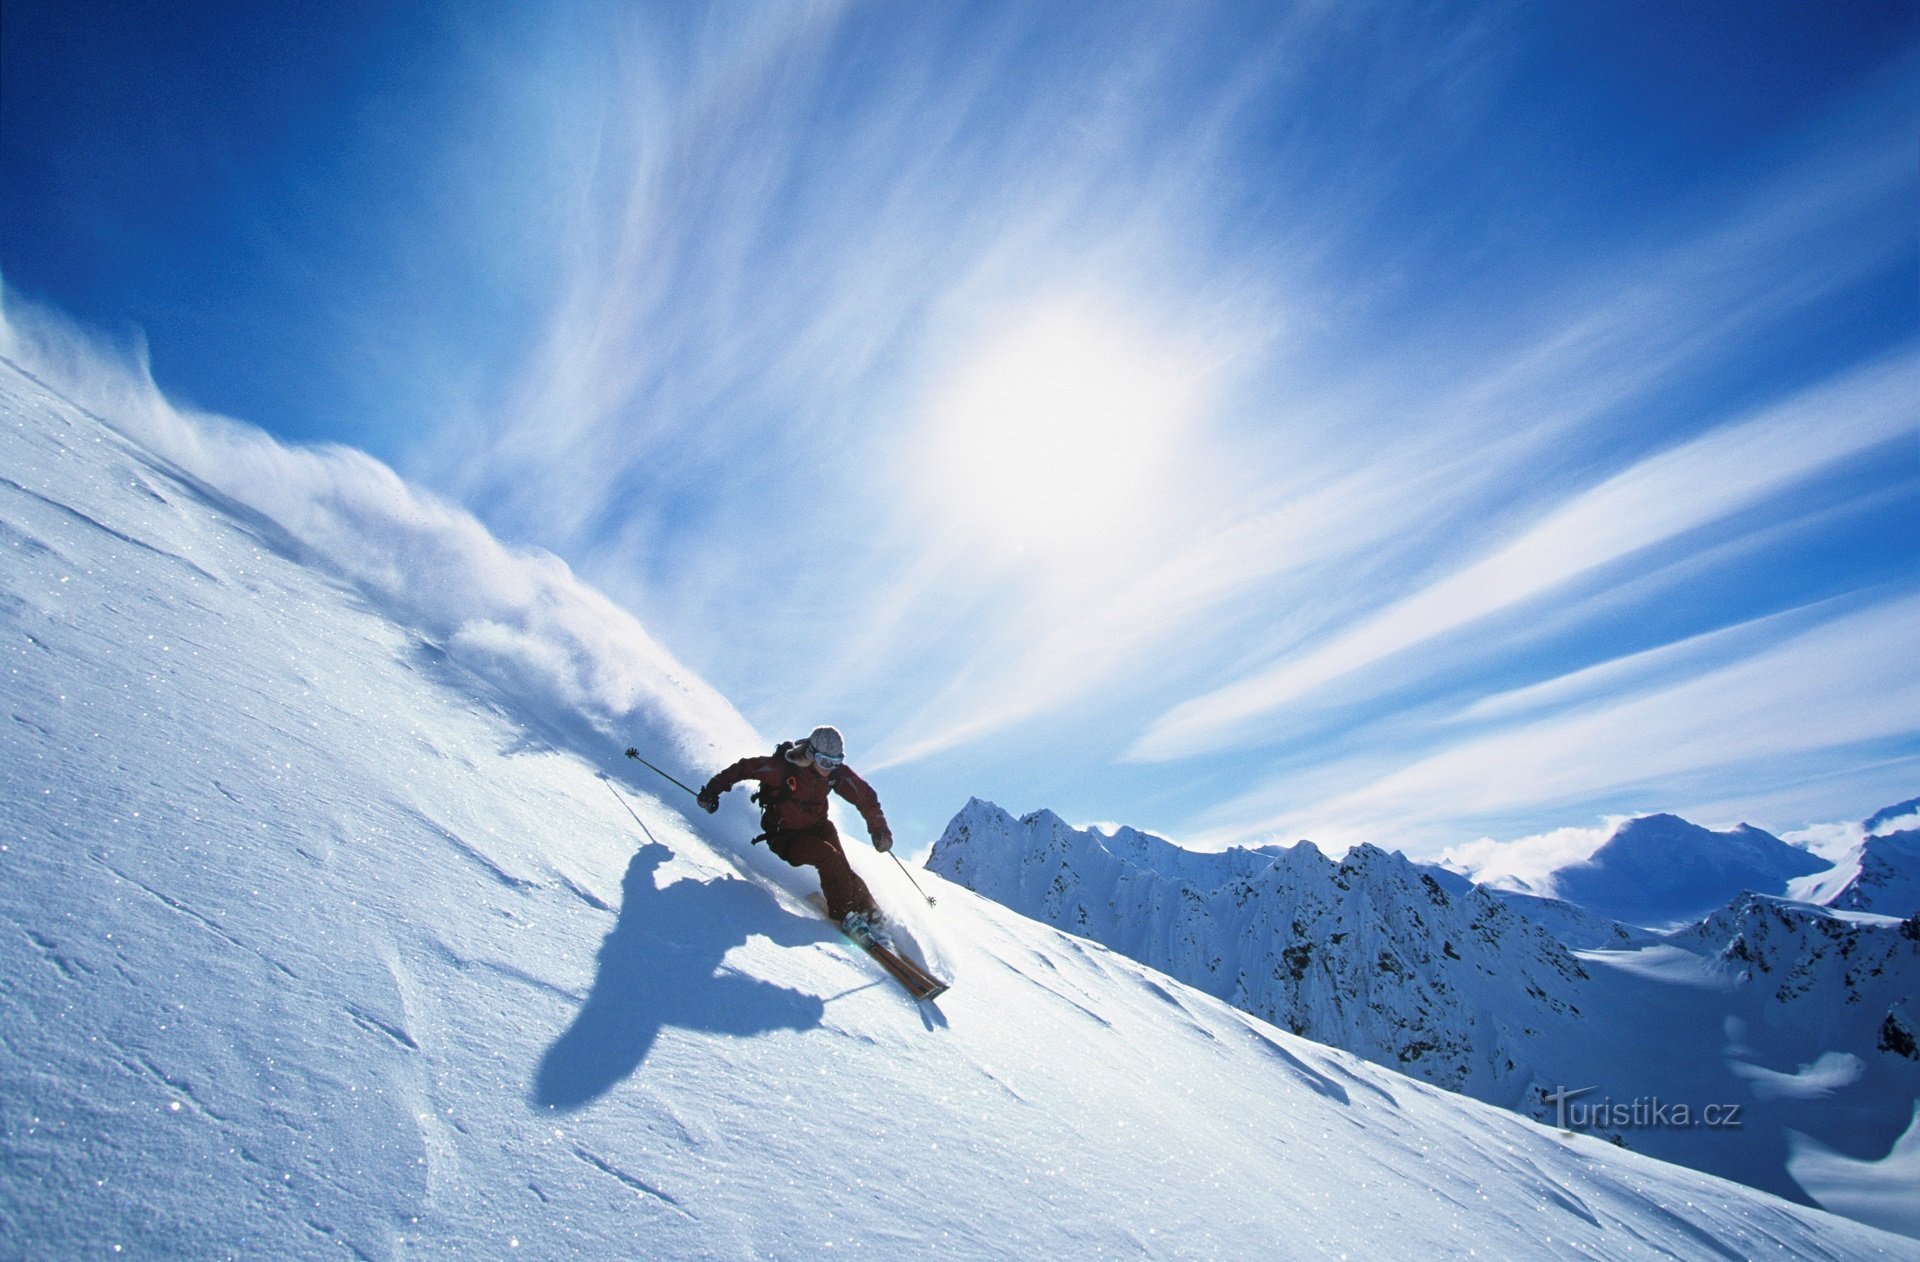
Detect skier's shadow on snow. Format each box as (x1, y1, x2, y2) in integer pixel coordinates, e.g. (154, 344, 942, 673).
(533, 842, 825, 1112)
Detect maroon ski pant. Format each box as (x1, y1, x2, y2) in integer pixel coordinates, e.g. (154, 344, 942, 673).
(767, 820, 877, 922)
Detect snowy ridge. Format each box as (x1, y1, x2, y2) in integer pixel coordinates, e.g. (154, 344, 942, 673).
(929, 800, 1920, 1238)
(1829, 828, 1920, 916)
(929, 800, 1592, 1103)
(1667, 895, 1919, 1061)
(3, 352, 1915, 1256)
(1416, 860, 1668, 951)
(1789, 800, 1920, 918)
(1486, 890, 1667, 952)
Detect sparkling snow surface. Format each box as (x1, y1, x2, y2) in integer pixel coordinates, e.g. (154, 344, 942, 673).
(3, 357, 1913, 1258)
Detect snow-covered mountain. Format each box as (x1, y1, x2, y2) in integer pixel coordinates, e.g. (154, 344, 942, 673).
(1830, 828, 1920, 916)
(4, 346, 1916, 1257)
(1460, 800, 1920, 927)
(928, 800, 1592, 1102)
(927, 801, 1920, 1238)
(1540, 814, 1830, 928)
(1666, 895, 1919, 1059)
(1790, 799, 1920, 917)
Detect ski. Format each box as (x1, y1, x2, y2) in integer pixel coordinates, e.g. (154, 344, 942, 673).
(809, 896, 949, 1001)
(852, 932, 948, 1002)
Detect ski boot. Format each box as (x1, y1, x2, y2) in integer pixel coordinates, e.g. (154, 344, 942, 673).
(839, 909, 893, 950)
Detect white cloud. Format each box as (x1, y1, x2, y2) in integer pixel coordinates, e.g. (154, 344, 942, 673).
(1781, 820, 1867, 865)
(1439, 818, 1631, 892)
(1451, 604, 1823, 727)
(1132, 348, 1920, 762)
(1217, 591, 1920, 849)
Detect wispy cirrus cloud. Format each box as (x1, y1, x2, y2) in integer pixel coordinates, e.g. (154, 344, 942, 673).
(1198, 589, 1920, 854)
(1131, 345, 1918, 763)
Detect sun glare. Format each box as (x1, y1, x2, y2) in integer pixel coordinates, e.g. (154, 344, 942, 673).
(926, 301, 1200, 556)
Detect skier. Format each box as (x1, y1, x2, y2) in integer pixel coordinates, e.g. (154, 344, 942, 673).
(696, 726, 894, 935)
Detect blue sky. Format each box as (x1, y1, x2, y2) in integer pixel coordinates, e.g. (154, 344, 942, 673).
(5, 0, 1917, 857)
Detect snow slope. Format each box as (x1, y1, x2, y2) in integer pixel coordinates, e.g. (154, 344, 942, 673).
(3, 352, 1914, 1258)
(928, 802, 1920, 1239)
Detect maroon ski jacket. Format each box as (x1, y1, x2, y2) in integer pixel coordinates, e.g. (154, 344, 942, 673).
(704, 750, 893, 847)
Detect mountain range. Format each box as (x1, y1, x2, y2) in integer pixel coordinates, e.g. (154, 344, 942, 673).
(927, 799, 1920, 1237)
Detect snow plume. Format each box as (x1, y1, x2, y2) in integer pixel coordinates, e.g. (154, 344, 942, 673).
(1784, 819, 1872, 865)
(1438, 817, 1632, 893)
(1868, 800, 1920, 838)
(0, 282, 757, 787)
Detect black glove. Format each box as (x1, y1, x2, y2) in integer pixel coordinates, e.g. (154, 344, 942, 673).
(696, 787, 720, 814)
(873, 831, 894, 854)
(624, 747, 638, 759)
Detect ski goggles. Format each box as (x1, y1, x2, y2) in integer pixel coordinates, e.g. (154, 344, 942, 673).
(811, 747, 844, 770)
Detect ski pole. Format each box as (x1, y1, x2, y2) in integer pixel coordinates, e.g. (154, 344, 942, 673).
(890, 852, 937, 906)
(624, 747, 699, 798)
